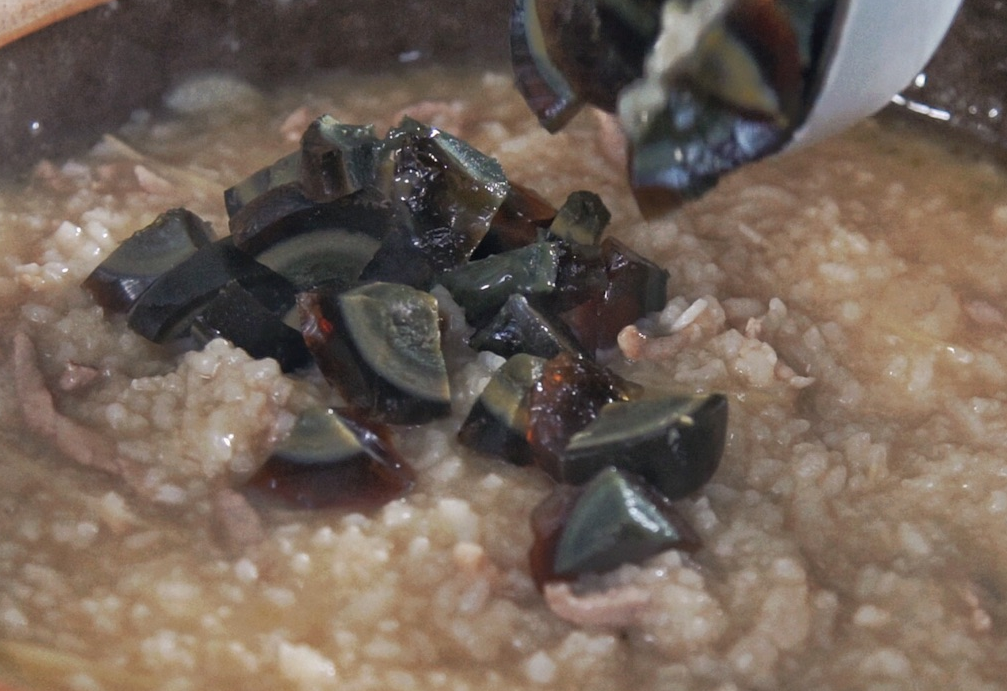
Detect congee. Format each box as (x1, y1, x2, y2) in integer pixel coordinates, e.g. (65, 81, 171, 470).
(1, 66, 1007, 691)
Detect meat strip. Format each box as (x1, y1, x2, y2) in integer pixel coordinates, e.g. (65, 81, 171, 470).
(212, 487, 266, 553)
(13, 331, 121, 475)
(543, 581, 651, 628)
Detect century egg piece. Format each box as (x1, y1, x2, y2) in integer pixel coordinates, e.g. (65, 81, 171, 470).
(529, 467, 700, 587)
(472, 182, 557, 258)
(545, 241, 608, 314)
(438, 241, 562, 327)
(126, 237, 298, 343)
(510, 0, 655, 131)
(527, 351, 640, 479)
(224, 150, 302, 217)
(528, 482, 581, 588)
(245, 407, 415, 511)
(299, 281, 451, 425)
(558, 237, 668, 352)
(561, 393, 728, 500)
(82, 207, 214, 314)
(191, 281, 312, 373)
(468, 293, 585, 360)
(357, 224, 437, 290)
(225, 115, 381, 214)
(229, 184, 393, 291)
(299, 117, 381, 203)
(376, 117, 510, 272)
(458, 353, 546, 466)
(621, 0, 805, 209)
(547, 190, 611, 246)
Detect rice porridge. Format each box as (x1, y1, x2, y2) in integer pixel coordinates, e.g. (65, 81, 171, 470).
(1, 67, 1007, 690)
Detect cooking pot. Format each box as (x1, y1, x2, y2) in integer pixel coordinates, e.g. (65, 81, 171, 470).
(0, 1, 1004, 689)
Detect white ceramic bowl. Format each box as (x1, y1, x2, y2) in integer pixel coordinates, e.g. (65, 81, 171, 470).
(791, 0, 964, 149)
